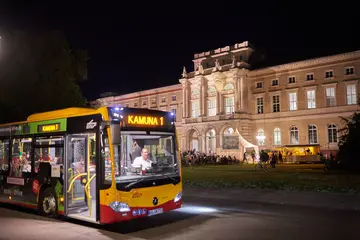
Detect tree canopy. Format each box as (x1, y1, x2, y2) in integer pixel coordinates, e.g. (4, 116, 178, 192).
(337, 100, 360, 172)
(0, 30, 88, 123)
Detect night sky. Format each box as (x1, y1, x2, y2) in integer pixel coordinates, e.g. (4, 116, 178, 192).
(0, 2, 359, 101)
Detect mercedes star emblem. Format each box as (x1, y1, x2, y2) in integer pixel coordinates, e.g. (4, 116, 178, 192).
(152, 197, 159, 206)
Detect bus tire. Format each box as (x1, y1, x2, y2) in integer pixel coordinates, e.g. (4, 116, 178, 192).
(39, 188, 58, 218)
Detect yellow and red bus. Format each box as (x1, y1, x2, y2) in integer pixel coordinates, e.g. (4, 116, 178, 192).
(0, 106, 182, 224)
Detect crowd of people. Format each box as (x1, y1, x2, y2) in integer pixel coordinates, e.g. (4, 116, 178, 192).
(181, 150, 240, 166)
(181, 149, 285, 167)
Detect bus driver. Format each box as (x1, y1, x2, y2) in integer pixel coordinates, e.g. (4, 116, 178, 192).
(132, 148, 155, 174)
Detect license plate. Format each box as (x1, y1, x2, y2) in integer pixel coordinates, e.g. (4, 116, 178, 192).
(148, 208, 163, 216)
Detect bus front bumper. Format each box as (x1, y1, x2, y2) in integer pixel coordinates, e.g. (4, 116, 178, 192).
(100, 199, 182, 224)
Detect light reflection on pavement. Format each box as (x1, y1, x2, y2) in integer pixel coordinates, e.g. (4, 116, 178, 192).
(1, 199, 360, 240)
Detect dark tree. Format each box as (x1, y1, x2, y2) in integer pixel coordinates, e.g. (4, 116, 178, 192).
(0, 30, 88, 123)
(337, 101, 360, 172)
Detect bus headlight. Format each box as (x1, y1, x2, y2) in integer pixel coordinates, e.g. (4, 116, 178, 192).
(109, 201, 131, 212)
(174, 192, 182, 202)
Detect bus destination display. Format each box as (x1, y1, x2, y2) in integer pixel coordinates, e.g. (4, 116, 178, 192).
(126, 115, 164, 126)
(38, 123, 61, 132)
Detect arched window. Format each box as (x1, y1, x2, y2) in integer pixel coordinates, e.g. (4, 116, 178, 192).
(224, 127, 234, 135)
(257, 129, 265, 146)
(290, 126, 299, 144)
(206, 129, 216, 154)
(191, 89, 200, 97)
(208, 87, 216, 94)
(273, 128, 281, 146)
(328, 124, 338, 143)
(189, 130, 199, 151)
(224, 83, 234, 91)
(308, 125, 318, 144)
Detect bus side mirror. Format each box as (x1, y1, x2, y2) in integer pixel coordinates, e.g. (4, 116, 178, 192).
(111, 124, 121, 145)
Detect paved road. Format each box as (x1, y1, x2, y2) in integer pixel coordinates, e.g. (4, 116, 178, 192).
(1, 196, 360, 240)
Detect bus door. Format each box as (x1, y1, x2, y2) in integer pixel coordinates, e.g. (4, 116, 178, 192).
(65, 133, 97, 222)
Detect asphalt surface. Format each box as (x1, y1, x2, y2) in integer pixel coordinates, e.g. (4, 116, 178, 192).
(0, 196, 360, 240)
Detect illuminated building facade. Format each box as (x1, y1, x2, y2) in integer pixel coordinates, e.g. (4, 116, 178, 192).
(93, 41, 360, 159)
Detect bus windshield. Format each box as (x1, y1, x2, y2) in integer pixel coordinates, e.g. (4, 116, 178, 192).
(115, 131, 179, 182)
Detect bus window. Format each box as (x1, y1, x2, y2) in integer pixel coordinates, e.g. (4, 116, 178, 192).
(0, 139, 9, 172)
(10, 138, 32, 177)
(102, 128, 113, 183)
(34, 136, 64, 173)
(116, 131, 178, 182)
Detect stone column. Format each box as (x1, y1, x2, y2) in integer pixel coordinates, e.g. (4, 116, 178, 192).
(201, 79, 206, 116)
(234, 77, 240, 113)
(199, 82, 204, 117)
(240, 77, 244, 110)
(182, 84, 186, 118)
(185, 85, 189, 118)
(219, 93, 223, 114)
(216, 91, 220, 115)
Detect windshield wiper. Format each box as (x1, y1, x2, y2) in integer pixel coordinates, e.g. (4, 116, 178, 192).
(125, 178, 145, 189)
(160, 173, 177, 184)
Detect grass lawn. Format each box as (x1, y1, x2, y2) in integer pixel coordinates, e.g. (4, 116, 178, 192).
(182, 164, 360, 194)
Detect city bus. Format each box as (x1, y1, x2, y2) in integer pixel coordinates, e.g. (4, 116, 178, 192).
(0, 106, 182, 224)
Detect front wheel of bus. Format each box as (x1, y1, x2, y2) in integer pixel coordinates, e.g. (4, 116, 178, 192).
(39, 188, 58, 218)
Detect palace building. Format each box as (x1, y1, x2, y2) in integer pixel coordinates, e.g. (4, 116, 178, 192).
(92, 41, 360, 160)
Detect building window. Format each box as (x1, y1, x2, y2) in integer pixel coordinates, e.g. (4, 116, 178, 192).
(142, 100, 147, 106)
(272, 79, 279, 86)
(328, 124, 337, 143)
(257, 129, 265, 146)
(288, 76, 296, 84)
(134, 102, 138, 107)
(224, 83, 234, 91)
(225, 96, 235, 114)
(346, 84, 357, 105)
(161, 97, 166, 103)
(273, 128, 281, 146)
(326, 87, 336, 107)
(257, 97, 264, 114)
(208, 87, 217, 94)
(171, 108, 177, 121)
(172, 95, 177, 101)
(191, 89, 200, 98)
(125, 104, 129, 107)
(256, 82, 263, 88)
(151, 98, 156, 104)
(307, 90, 316, 109)
(290, 126, 299, 144)
(272, 95, 280, 112)
(239, 55, 243, 61)
(224, 127, 234, 135)
(191, 101, 200, 118)
(289, 92, 297, 111)
(325, 70, 333, 78)
(306, 73, 314, 81)
(308, 125, 318, 144)
(345, 67, 355, 75)
(208, 99, 216, 116)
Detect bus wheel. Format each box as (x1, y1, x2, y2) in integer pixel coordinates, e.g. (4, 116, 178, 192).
(39, 188, 58, 218)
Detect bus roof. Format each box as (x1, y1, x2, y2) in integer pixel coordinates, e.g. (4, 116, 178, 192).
(0, 107, 107, 127)
(27, 107, 100, 122)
